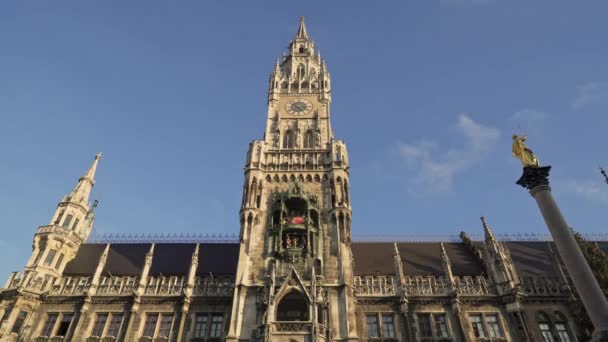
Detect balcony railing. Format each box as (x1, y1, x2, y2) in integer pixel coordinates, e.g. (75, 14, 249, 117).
(404, 276, 448, 296)
(519, 276, 568, 296)
(192, 276, 234, 297)
(144, 276, 184, 295)
(37, 225, 82, 242)
(354, 276, 396, 296)
(97, 276, 137, 295)
(50, 276, 91, 295)
(454, 276, 492, 296)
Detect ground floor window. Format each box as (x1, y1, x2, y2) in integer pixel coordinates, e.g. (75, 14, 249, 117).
(192, 312, 225, 338)
(11, 311, 28, 334)
(537, 311, 572, 342)
(469, 313, 505, 340)
(142, 312, 173, 338)
(366, 313, 396, 340)
(90, 312, 124, 338)
(417, 313, 449, 340)
(39, 312, 73, 337)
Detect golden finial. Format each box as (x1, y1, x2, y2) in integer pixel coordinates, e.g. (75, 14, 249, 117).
(512, 134, 540, 167)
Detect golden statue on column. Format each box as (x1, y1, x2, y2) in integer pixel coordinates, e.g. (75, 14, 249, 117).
(512, 134, 540, 167)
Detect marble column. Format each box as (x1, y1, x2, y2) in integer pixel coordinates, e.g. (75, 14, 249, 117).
(517, 166, 608, 341)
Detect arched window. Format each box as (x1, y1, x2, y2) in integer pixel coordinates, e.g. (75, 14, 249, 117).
(299, 46, 304, 53)
(281, 81, 288, 89)
(277, 291, 309, 321)
(335, 146, 341, 162)
(283, 130, 294, 149)
(553, 312, 572, 342)
(303, 130, 314, 148)
(297, 64, 305, 79)
(537, 312, 572, 342)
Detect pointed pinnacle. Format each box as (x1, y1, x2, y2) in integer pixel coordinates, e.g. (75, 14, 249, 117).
(296, 16, 308, 39)
(481, 216, 497, 241)
(440, 242, 449, 260)
(83, 152, 102, 181)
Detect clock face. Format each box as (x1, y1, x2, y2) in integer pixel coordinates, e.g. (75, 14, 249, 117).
(286, 99, 313, 115)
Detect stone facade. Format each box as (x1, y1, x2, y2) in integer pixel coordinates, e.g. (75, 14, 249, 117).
(0, 17, 597, 342)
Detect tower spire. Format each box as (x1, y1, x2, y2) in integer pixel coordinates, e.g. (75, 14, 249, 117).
(481, 216, 497, 242)
(296, 16, 308, 39)
(68, 153, 102, 206)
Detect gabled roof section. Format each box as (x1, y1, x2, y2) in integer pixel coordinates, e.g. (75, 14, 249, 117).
(504, 241, 563, 278)
(63, 244, 107, 276)
(62, 242, 240, 277)
(149, 243, 197, 276)
(351, 242, 485, 277)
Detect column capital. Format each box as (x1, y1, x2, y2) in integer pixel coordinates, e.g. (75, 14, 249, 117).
(516, 165, 551, 192)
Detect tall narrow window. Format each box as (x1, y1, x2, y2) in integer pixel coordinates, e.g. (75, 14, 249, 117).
(11, 311, 27, 334)
(41, 313, 58, 337)
(71, 218, 80, 230)
(283, 130, 294, 149)
(434, 314, 449, 338)
(209, 314, 224, 338)
(540, 323, 555, 342)
(418, 314, 432, 338)
(55, 313, 73, 337)
(32, 250, 44, 266)
(158, 314, 173, 337)
(143, 313, 158, 337)
(538, 312, 555, 342)
(106, 313, 123, 337)
(555, 323, 571, 342)
(54, 253, 65, 269)
(43, 250, 57, 266)
(62, 214, 73, 228)
(92, 313, 108, 337)
(297, 64, 305, 78)
(304, 130, 314, 148)
(382, 314, 395, 338)
(470, 314, 486, 338)
(366, 314, 379, 338)
(485, 314, 503, 338)
(194, 314, 208, 338)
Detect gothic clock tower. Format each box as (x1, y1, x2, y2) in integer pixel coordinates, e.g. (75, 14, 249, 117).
(227, 17, 357, 342)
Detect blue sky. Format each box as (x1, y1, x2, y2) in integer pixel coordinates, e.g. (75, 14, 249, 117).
(1, 1, 608, 277)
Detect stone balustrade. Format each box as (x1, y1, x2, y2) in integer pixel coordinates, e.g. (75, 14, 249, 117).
(36, 225, 82, 242)
(144, 276, 184, 295)
(85, 337, 117, 342)
(519, 276, 568, 296)
(403, 276, 448, 296)
(50, 276, 91, 295)
(192, 277, 234, 297)
(96, 276, 137, 295)
(353, 276, 396, 296)
(34, 337, 65, 342)
(454, 276, 492, 296)
(9, 272, 51, 293)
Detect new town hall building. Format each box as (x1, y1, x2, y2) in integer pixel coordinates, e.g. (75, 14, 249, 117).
(0, 18, 598, 342)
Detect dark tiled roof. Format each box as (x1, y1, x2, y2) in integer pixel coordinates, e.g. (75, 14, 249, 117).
(351, 242, 485, 277)
(103, 243, 150, 276)
(149, 243, 196, 276)
(63, 244, 107, 276)
(351, 242, 396, 276)
(62, 243, 240, 277)
(504, 241, 562, 278)
(197, 243, 240, 276)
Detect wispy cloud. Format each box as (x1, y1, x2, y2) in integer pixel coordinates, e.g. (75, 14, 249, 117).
(398, 114, 500, 193)
(572, 81, 608, 109)
(511, 108, 548, 126)
(562, 179, 608, 205)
